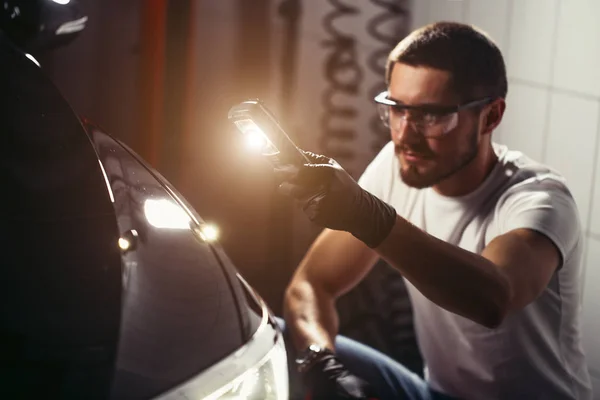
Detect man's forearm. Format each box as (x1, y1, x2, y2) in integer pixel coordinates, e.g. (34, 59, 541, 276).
(283, 281, 339, 352)
(376, 215, 511, 328)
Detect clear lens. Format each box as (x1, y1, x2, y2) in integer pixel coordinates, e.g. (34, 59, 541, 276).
(377, 104, 458, 137)
(376, 103, 391, 128)
(234, 119, 280, 156)
(204, 334, 289, 400)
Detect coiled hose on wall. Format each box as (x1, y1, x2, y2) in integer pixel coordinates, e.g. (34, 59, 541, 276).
(366, 0, 410, 154)
(320, 0, 423, 376)
(319, 0, 363, 176)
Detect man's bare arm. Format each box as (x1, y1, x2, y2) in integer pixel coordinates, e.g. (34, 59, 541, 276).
(376, 217, 559, 328)
(283, 229, 379, 352)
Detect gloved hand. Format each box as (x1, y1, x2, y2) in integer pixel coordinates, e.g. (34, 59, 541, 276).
(303, 350, 380, 400)
(276, 151, 397, 248)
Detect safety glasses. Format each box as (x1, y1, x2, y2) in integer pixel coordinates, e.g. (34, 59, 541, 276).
(374, 91, 493, 138)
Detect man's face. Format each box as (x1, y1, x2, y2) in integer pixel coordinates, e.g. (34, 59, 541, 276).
(387, 63, 482, 189)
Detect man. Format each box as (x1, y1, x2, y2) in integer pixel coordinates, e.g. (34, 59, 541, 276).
(277, 22, 592, 399)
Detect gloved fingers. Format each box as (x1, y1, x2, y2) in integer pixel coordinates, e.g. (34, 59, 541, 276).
(301, 150, 332, 165)
(273, 162, 331, 185)
(295, 163, 335, 187)
(301, 191, 329, 222)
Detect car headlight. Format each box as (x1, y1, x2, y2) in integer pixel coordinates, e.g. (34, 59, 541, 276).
(204, 332, 288, 400)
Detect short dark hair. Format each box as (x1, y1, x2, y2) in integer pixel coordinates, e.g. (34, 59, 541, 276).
(386, 22, 508, 101)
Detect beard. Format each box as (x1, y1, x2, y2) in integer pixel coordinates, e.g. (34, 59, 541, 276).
(398, 126, 480, 189)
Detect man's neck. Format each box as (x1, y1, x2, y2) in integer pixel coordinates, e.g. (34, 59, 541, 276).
(432, 143, 498, 197)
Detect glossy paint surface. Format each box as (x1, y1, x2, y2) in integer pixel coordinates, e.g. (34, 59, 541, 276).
(0, 31, 122, 399)
(1, 30, 263, 399)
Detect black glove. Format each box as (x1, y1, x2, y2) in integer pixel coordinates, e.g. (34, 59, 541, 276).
(304, 350, 380, 400)
(276, 151, 397, 248)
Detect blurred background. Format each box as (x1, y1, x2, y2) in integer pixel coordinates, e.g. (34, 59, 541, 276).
(33, 0, 599, 393)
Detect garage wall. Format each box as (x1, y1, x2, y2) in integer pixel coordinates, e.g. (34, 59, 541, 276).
(282, 0, 411, 262)
(411, 0, 600, 393)
(283, 1, 409, 175)
(40, 0, 142, 146)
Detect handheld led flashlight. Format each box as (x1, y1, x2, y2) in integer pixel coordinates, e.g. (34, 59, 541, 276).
(228, 99, 309, 167)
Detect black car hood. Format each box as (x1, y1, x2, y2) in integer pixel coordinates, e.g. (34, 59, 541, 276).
(0, 30, 122, 398)
(0, 31, 257, 400)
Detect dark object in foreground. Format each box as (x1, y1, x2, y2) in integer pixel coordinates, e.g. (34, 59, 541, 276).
(0, 0, 87, 53)
(302, 348, 380, 400)
(0, 30, 288, 399)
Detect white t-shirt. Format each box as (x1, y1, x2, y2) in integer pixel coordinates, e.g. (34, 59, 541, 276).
(358, 141, 592, 400)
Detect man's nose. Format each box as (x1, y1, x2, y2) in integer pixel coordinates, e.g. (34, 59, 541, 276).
(390, 118, 421, 146)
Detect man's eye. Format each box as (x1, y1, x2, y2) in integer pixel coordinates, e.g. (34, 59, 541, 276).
(390, 107, 406, 117)
(420, 112, 456, 125)
(407, 110, 439, 124)
(422, 113, 440, 124)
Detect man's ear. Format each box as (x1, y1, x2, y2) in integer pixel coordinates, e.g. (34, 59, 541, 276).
(481, 98, 506, 135)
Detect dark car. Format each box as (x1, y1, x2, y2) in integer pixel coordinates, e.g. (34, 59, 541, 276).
(0, 29, 288, 400)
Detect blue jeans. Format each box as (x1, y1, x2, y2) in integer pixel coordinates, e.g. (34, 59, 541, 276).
(275, 317, 459, 400)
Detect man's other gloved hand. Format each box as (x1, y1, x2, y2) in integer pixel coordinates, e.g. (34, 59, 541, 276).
(276, 151, 397, 248)
(303, 351, 380, 400)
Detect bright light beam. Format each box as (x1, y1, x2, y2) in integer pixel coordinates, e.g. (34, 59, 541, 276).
(144, 198, 191, 229)
(198, 224, 219, 242)
(243, 129, 268, 151)
(234, 119, 279, 156)
(118, 237, 131, 251)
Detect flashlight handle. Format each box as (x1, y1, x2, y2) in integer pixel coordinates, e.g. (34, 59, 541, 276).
(257, 103, 309, 167)
(264, 132, 310, 168)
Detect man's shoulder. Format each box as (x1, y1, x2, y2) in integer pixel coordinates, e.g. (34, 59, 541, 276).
(490, 144, 582, 265)
(494, 143, 570, 194)
(486, 143, 579, 234)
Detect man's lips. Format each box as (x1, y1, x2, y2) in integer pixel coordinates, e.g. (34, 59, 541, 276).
(399, 150, 431, 163)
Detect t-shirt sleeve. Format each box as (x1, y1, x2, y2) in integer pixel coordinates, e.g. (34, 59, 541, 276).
(496, 178, 581, 268)
(357, 141, 395, 201)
